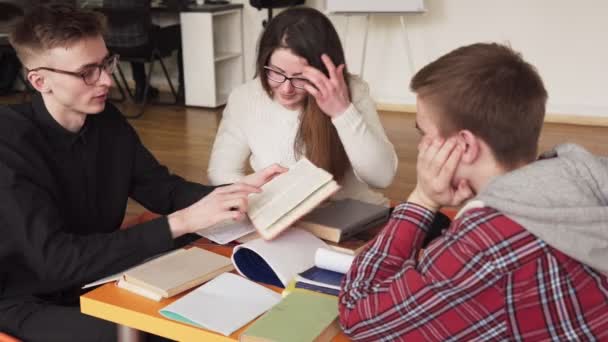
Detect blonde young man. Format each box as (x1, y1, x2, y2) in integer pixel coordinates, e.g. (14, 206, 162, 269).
(339, 43, 608, 341)
(0, 5, 283, 341)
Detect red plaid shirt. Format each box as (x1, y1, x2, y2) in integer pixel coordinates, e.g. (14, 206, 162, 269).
(339, 202, 608, 341)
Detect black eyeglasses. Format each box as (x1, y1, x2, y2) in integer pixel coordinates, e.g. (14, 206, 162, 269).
(27, 54, 119, 86)
(263, 66, 311, 89)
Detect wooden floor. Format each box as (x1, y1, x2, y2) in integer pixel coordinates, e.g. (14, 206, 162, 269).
(2, 94, 608, 219)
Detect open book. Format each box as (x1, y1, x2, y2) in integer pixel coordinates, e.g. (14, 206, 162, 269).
(247, 158, 340, 240)
(116, 247, 234, 301)
(159, 273, 281, 336)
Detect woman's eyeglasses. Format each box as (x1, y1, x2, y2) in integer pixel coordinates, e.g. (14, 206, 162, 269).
(263, 66, 311, 89)
(27, 54, 120, 86)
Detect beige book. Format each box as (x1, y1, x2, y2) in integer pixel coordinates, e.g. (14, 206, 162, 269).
(119, 247, 234, 301)
(247, 158, 340, 240)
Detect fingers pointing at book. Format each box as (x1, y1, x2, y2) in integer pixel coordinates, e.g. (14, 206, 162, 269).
(168, 183, 261, 238)
(167, 165, 288, 238)
(240, 164, 288, 188)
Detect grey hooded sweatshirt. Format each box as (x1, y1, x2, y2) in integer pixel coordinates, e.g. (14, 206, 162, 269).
(459, 143, 608, 275)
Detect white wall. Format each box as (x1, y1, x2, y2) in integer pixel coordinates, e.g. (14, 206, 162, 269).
(235, 0, 608, 118)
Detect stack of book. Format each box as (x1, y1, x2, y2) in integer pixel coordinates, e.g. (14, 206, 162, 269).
(293, 247, 355, 296)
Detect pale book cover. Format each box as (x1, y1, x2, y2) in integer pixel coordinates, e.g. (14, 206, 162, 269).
(247, 158, 340, 240)
(121, 247, 234, 300)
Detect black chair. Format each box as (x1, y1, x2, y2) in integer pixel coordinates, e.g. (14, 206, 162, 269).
(0, 1, 34, 101)
(99, 4, 180, 119)
(249, 0, 305, 27)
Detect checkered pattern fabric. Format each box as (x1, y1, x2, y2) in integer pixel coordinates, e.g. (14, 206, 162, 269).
(339, 203, 608, 341)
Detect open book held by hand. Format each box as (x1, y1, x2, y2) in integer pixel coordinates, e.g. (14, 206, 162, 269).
(247, 158, 340, 240)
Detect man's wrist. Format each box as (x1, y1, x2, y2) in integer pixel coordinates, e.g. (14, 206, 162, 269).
(168, 211, 188, 239)
(407, 191, 440, 212)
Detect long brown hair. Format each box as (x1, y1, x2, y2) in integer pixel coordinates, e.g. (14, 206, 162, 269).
(411, 43, 547, 168)
(255, 7, 350, 180)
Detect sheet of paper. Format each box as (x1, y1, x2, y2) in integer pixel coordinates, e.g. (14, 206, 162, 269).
(314, 247, 355, 274)
(196, 219, 255, 245)
(159, 273, 281, 336)
(82, 272, 123, 289)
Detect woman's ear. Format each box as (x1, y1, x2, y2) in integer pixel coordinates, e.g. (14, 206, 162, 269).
(458, 130, 479, 164)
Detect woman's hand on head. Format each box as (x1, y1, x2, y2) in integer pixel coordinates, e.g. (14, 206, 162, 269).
(302, 54, 351, 118)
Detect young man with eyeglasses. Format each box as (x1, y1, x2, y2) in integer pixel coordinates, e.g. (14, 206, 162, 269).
(0, 5, 284, 341)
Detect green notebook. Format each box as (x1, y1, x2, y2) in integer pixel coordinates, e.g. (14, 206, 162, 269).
(240, 290, 340, 342)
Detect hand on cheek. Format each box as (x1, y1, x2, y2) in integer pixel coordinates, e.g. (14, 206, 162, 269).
(408, 136, 474, 211)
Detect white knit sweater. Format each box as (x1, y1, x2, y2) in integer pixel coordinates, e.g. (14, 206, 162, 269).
(207, 76, 398, 206)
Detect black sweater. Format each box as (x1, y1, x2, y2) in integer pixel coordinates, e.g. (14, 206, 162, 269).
(0, 95, 214, 300)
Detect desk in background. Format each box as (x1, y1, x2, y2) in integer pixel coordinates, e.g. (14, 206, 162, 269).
(80, 241, 350, 341)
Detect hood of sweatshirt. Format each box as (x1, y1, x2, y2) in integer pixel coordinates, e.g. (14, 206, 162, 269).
(460, 143, 608, 275)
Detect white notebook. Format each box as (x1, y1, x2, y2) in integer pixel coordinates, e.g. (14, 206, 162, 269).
(231, 228, 329, 287)
(159, 273, 281, 336)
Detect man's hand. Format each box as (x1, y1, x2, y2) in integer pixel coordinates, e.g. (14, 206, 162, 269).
(408, 136, 474, 211)
(167, 183, 261, 238)
(240, 164, 288, 188)
(301, 54, 351, 118)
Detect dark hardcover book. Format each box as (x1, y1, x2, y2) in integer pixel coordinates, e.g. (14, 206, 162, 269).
(299, 266, 344, 287)
(295, 282, 340, 297)
(299, 199, 390, 243)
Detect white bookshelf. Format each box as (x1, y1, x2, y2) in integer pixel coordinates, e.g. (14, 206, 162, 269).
(181, 5, 245, 108)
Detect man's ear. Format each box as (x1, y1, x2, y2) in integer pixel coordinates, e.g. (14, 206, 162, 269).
(458, 130, 480, 164)
(27, 71, 51, 93)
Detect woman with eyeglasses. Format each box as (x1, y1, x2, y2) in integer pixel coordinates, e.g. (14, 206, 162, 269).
(208, 7, 397, 206)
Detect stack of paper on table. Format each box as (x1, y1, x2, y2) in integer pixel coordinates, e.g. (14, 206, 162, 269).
(159, 273, 282, 336)
(116, 247, 234, 301)
(246, 158, 340, 240)
(294, 247, 355, 296)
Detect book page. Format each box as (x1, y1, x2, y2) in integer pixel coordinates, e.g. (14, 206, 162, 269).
(159, 273, 281, 336)
(248, 158, 333, 230)
(117, 277, 163, 301)
(196, 218, 255, 245)
(261, 180, 339, 239)
(314, 247, 355, 274)
(232, 228, 328, 287)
